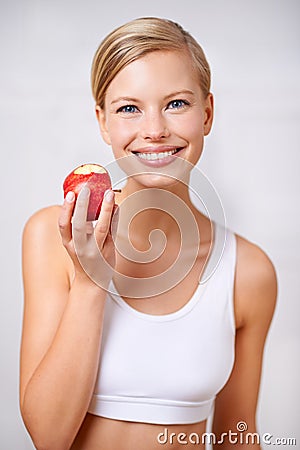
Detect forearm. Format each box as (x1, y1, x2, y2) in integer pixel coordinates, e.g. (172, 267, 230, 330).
(21, 278, 106, 450)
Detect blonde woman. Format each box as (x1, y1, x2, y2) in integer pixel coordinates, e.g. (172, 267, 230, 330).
(20, 17, 277, 450)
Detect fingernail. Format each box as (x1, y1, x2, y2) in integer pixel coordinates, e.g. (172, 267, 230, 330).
(105, 190, 114, 203)
(66, 191, 75, 203)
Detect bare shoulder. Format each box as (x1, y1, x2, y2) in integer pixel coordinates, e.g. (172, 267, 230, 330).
(234, 233, 278, 330)
(22, 205, 73, 282)
(23, 205, 61, 236)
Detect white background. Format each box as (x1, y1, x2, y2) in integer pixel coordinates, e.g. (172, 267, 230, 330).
(1, 0, 299, 448)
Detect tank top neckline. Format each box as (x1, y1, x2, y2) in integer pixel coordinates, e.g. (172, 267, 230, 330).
(107, 221, 226, 322)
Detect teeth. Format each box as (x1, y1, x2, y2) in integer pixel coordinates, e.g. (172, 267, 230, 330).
(135, 149, 179, 160)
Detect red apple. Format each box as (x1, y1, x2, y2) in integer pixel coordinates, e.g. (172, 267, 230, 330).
(63, 163, 112, 221)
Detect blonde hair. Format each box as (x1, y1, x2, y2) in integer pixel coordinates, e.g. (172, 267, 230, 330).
(91, 17, 211, 108)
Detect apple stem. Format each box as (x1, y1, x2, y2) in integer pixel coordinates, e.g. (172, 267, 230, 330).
(112, 189, 122, 193)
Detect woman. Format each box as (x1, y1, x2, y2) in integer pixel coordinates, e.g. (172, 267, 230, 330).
(20, 17, 277, 450)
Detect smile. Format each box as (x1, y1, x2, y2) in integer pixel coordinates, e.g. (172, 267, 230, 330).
(132, 148, 182, 160)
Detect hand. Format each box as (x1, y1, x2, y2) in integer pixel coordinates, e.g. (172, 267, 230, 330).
(58, 186, 119, 289)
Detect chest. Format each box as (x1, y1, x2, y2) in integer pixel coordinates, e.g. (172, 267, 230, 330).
(113, 237, 212, 315)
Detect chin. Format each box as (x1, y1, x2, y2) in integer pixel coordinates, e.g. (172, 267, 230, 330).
(132, 173, 182, 190)
(114, 153, 193, 191)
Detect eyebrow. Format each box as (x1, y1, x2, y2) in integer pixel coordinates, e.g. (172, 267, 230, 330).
(111, 97, 140, 105)
(164, 89, 196, 100)
(110, 90, 196, 105)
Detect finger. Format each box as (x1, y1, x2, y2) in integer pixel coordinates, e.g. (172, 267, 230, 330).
(73, 185, 90, 223)
(72, 186, 90, 248)
(86, 221, 94, 235)
(58, 191, 75, 245)
(94, 189, 115, 247)
(110, 205, 119, 239)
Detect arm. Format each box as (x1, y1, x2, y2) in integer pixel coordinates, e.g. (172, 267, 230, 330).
(20, 189, 117, 450)
(212, 235, 277, 449)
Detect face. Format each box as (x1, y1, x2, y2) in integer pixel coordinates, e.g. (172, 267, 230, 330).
(96, 50, 213, 189)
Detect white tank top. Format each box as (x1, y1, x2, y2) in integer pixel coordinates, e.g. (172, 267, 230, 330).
(88, 223, 236, 424)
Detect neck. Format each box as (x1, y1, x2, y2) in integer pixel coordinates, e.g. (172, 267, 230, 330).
(114, 177, 210, 263)
(118, 176, 198, 234)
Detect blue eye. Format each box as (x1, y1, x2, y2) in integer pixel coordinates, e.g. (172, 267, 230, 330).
(117, 105, 138, 114)
(168, 99, 190, 109)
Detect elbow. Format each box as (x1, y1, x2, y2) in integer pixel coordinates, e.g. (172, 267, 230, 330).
(23, 429, 73, 450)
(20, 404, 74, 450)
(33, 440, 72, 450)
(31, 441, 71, 450)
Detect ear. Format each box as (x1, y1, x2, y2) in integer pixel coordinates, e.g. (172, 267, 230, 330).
(203, 93, 214, 136)
(95, 105, 111, 145)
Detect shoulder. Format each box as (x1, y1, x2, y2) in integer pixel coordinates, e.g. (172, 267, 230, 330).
(23, 205, 64, 254)
(233, 233, 278, 330)
(23, 205, 61, 238)
(22, 205, 73, 279)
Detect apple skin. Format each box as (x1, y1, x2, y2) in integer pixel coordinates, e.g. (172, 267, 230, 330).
(63, 163, 112, 221)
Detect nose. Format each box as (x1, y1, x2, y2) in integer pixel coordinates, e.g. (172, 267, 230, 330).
(140, 110, 170, 140)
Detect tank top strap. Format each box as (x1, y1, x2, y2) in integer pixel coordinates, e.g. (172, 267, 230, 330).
(200, 222, 237, 333)
(200, 221, 229, 284)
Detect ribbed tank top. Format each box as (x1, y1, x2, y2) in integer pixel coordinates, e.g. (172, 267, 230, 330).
(88, 223, 236, 424)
